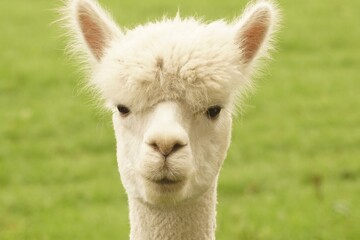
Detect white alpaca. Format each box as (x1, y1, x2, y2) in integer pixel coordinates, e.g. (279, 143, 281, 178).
(62, 0, 280, 239)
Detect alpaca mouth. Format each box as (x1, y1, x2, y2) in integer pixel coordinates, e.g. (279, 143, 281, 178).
(144, 175, 183, 187)
(154, 178, 180, 185)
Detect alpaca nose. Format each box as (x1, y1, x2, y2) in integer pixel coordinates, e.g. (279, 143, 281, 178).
(148, 138, 187, 157)
(144, 101, 189, 157)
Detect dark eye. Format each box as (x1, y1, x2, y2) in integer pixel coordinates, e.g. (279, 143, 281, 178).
(206, 105, 222, 119)
(116, 104, 130, 116)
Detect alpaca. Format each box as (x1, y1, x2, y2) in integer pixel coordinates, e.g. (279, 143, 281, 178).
(61, 0, 280, 239)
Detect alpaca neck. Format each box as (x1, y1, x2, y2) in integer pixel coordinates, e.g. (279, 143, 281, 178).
(128, 186, 217, 240)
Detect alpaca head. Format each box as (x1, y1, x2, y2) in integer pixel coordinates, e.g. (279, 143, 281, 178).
(63, 0, 279, 206)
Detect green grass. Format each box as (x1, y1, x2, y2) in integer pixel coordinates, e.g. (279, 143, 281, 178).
(1, 0, 359, 239)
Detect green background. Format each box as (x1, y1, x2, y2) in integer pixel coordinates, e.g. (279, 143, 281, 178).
(1, 0, 359, 239)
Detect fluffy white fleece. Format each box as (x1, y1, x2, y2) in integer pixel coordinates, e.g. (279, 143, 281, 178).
(60, 0, 280, 239)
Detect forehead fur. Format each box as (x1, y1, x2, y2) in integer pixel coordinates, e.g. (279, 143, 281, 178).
(93, 17, 250, 112)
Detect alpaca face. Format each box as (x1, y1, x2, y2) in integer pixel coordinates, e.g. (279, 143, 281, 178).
(64, 0, 279, 205)
(112, 100, 232, 204)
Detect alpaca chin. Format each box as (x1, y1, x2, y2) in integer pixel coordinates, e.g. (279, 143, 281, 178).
(140, 177, 189, 205)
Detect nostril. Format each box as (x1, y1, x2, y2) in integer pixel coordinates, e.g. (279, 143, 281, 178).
(171, 142, 186, 154)
(147, 140, 187, 157)
(148, 142, 159, 151)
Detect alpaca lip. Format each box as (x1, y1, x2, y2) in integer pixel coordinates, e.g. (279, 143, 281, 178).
(154, 178, 180, 185)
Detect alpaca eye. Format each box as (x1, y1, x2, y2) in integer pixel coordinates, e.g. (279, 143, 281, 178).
(117, 104, 130, 116)
(206, 106, 221, 119)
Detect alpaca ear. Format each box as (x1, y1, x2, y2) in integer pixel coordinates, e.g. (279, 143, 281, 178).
(65, 0, 122, 61)
(234, 1, 279, 66)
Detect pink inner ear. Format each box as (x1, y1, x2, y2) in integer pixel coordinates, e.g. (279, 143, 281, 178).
(78, 7, 107, 60)
(238, 10, 271, 63)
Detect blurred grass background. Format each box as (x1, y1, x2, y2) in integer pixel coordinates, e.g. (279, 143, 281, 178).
(0, 0, 359, 239)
